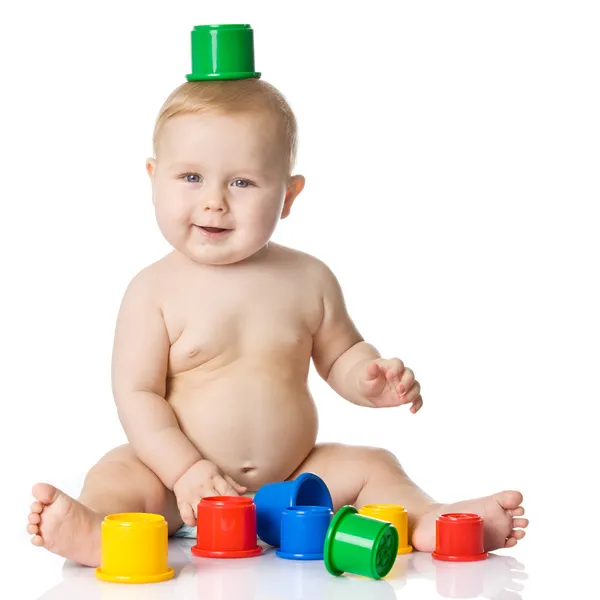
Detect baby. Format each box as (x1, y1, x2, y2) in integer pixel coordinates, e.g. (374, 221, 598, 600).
(27, 78, 528, 566)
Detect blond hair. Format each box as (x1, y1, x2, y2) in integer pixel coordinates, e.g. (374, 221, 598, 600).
(151, 79, 298, 174)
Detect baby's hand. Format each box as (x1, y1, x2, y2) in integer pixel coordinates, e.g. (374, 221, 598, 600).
(173, 459, 247, 526)
(358, 358, 423, 413)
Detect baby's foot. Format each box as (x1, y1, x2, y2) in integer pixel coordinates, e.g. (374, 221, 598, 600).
(27, 483, 103, 567)
(412, 490, 528, 553)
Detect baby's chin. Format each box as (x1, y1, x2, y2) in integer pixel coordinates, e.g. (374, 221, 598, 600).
(177, 241, 270, 266)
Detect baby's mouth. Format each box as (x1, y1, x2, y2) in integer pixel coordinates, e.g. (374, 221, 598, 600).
(199, 226, 228, 233)
(194, 225, 233, 239)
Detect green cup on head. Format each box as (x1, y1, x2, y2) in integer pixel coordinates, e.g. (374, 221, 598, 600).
(186, 24, 261, 81)
(324, 505, 399, 579)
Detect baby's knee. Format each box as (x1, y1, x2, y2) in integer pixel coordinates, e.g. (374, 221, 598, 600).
(359, 446, 401, 470)
(329, 443, 401, 471)
(85, 447, 167, 497)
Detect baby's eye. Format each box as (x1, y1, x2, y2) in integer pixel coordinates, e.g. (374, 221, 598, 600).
(181, 173, 201, 183)
(232, 179, 252, 188)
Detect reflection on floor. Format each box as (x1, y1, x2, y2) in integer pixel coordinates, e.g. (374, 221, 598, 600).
(37, 539, 528, 600)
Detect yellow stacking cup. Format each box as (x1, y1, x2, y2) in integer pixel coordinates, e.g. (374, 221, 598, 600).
(358, 504, 413, 555)
(95, 513, 174, 584)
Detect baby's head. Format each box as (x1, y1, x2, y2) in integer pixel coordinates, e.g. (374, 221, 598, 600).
(146, 79, 305, 266)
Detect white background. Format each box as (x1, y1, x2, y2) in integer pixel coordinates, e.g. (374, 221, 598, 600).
(1, 1, 598, 598)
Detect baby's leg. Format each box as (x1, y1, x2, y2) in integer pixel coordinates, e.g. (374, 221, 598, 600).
(288, 443, 528, 552)
(27, 444, 182, 567)
(288, 443, 435, 528)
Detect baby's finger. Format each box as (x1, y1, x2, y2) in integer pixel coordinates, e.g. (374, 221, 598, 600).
(360, 362, 387, 397)
(398, 380, 421, 405)
(361, 376, 386, 398)
(179, 502, 196, 527)
(214, 476, 238, 497)
(224, 475, 247, 494)
(396, 368, 415, 395)
(380, 358, 404, 381)
(410, 395, 423, 413)
(363, 362, 381, 381)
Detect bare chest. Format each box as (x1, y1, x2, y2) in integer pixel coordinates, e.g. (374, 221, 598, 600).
(162, 272, 321, 376)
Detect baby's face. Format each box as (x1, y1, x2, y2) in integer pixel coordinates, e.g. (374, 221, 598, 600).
(147, 111, 302, 265)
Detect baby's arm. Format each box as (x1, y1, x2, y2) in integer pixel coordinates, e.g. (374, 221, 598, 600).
(111, 269, 202, 489)
(312, 261, 421, 410)
(311, 261, 382, 407)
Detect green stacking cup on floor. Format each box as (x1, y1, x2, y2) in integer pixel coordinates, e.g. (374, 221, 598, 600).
(186, 24, 261, 81)
(324, 506, 399, 579)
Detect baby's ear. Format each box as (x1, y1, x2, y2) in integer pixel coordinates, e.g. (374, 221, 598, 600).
(146, 158, 157, 181)
(281, 174, 306, 219)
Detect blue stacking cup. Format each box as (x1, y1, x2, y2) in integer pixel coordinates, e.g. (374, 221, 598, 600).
(254, 472, 333, 547)
(276, 506, 333, 560)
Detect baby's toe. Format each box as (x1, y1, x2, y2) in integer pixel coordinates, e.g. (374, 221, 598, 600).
(504, 537, 518, 548)
(513, 518, 529, 529)
(32, 483, 58, 505)
(27, 524, 39, 535)
(509, 506, 525, 517)
(511, 529, 526, 541)
(30, 501, 43, 514)
(497, 490, 523, 510)
(29, 512, 41, 525)
(31, 534, 44, 546)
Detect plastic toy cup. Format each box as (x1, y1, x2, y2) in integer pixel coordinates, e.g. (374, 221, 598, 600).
(254, 472, 333, 547)
(192, 496, 262, 558)
(432, 513, 488, 562)
(276, 506, 333, 560)
(324, 505, 399, 579)
(358, 504, 413, 555)
(186, 24, 261, 81)
(95, 513, 174, 583)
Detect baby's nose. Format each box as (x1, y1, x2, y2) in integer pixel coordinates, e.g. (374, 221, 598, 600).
(203, 195, 228, 212)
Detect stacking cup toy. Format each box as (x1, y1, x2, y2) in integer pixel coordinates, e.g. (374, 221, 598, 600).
(254, 472, 333, 547)
(432, 513, 488, 562)
(276, 506, 333, 560)
(192, 496, 262, 558)
(359, 504, 413, 555)
(95, 513, 174, 583)
(324, 506, 399, 579)
(186, 24, 261, 81)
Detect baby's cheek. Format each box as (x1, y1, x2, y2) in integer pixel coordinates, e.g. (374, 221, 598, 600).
(155, 202, 187, 242)
(252, 218, 278, 244)
(157, 197, 183, 222)
(252, 203, 282, 232)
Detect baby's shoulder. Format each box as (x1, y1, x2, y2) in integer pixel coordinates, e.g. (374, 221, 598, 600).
(121, 252, 176, 301)
(269, 243, 337, 285)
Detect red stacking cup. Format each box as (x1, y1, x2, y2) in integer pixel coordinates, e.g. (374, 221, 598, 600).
(432, 513, 488, 562)
(192, 496, 263, 558)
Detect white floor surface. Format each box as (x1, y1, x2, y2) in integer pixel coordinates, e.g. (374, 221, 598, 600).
(12, 534, 591, 600)
(28, 539, 526, 600)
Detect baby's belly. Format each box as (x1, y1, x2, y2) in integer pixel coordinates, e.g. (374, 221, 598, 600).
(167, 364, 318, 490)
